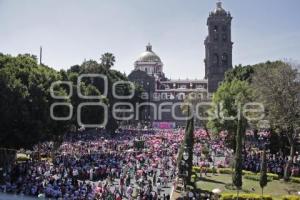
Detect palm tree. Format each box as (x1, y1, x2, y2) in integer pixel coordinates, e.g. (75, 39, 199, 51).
(100, 53, 115, 70)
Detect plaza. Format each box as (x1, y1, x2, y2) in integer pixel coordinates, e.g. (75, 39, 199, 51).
(0, 1, 300, 200)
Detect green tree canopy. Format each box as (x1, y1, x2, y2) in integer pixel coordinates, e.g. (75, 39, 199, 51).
(0, 54, 70, 148)
(251, 62, 300, 180)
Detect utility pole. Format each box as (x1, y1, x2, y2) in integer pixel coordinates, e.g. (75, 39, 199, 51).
(39, 46, 42, 65)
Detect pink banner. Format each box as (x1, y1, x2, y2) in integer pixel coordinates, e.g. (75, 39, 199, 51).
(152, 122, 176, 129)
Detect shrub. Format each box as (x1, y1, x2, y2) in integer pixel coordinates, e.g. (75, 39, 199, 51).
(243, 170, 257, 176)
(16, 153, 30, 162)
(282, 196, 300, 200)
(217, 168, 256, 175)
(192, 166, 200, 173)
(191, 174, 196, 183)
(207, 168, 217, 173)
(192, 166, 281, 180)
(219, 168, 234, 174)
(290, 177, 300, 184)
(244, 174, 272, 182)
(267, 173, 279, 180)
(244, 174, 259, 181)
(221, 193, 273, 200)
(221, 193, 234, 200)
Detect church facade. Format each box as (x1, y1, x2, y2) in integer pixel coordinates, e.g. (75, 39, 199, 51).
(128, 2, 233, 125)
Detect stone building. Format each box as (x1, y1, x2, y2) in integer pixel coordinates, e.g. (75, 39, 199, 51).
(128, 2, 233, 126)
(205, 1, 233, 93)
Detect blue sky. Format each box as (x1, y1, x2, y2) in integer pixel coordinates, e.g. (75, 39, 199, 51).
(0, 0, 299, 78)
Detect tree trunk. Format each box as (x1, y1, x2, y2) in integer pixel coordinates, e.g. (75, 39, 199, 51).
(284, 139, 295, 181)
(204, 126, 211, 140)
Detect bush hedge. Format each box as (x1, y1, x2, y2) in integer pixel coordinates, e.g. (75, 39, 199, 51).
(244, 174, 273, 182)
(290, 177, 300, 184)
(192, 166, 280, 181)
(243, 170, 257, 176)
(219, 168, 234, 174)
(191, 174, 196, 182)
(221, 193, 273, 200)
(216, 168, 256, 175)
(282, 196, 300, 200)
(16, 153, 30, 162)
(267, 173, 280, 180)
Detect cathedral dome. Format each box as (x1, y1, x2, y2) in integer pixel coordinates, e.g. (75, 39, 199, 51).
(136, 43, 161, 63)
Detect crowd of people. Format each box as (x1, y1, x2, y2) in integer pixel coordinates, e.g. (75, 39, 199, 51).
(0, 128, 299, 199)
(0, 129, 184, 199)
(243, 149, 300, 177)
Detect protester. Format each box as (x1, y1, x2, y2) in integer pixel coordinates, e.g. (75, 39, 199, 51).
(0, 129, 183, 199)
(1, 128, 299, 199)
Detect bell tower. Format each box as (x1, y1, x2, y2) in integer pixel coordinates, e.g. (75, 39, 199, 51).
(204, 1, 233, 93)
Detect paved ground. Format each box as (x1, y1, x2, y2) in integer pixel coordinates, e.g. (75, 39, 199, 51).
(109, 168, 174, 199)
(0, 193, 35, 200)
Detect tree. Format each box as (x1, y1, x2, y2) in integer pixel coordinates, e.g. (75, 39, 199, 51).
(177, 116, 191, 167)
(252, 62, 300, 181)
(185, 115, 194, 185)
(70, 56, 143, 133)
(100, 52, 115, 70)
(224, 61, 285, 83)
(260, 148, 268, 197)
(0, 52, 143, 149)
(207, 80, 252, 149)
(177, 107, 194, 186)
(210, 61, 285, 149)
(67, 65, 81, 74)
(224, 64, 254, 83)
(207, 80, 253, 197)
(0, 54, 70, 148)
(233, 114, 243, 195)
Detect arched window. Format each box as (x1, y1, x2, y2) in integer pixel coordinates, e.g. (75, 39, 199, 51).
(222, 53, 228, 65)
(214, 33, 218, 41)
(213, 54, 219, 65)
(177, 93, 185, 100)
(213, 26, 218, 32)
(222, 25, 227, 32)
(213, 26, 218, 41)
(222, 34, 227, 42)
